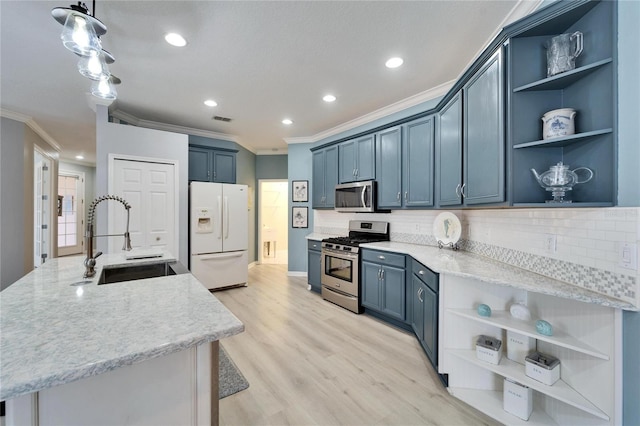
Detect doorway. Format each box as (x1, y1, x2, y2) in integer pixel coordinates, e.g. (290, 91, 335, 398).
(33, 147, 52, 267)
(57, 171, 85, 256)
(259, 180, 288, 265)
(108, 155, 178, 257)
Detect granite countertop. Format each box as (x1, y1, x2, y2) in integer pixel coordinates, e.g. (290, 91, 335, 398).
(361, 241, 636, 311)
(0, 252, 244, 401)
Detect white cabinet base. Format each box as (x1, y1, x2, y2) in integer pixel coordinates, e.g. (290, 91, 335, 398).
(6, 342, 218, 426)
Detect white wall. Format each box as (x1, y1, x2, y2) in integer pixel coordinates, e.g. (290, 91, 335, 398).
(315, 207, 639, 307)
(95, 107, 189, 264)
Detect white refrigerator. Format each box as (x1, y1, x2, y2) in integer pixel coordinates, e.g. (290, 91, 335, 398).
(189, 182, 248, 290)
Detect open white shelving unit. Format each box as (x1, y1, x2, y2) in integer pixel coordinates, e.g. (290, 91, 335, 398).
(439, 274, 621, 426)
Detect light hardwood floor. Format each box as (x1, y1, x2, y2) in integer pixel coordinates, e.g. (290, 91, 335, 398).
(216, 264, 501, 426)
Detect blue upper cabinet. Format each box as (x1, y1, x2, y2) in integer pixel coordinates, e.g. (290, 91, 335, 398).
(376, 126, 403, 208)
(436, 92, 463, 206)
(377, 118, 434, 210)
(436, 49, 504, 207)
(188, 145, 237, 183)
(463, 48, 505, 205)
(312, 145, 338, 209)
(339, 135, 375, 183)
(403, 116, 434, 207)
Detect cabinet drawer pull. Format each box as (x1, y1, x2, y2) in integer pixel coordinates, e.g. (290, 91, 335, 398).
(418, 270, 424, 275)
(378, 255, 385, 260)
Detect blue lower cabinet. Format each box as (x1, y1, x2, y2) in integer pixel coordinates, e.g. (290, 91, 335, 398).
(361, 249, 406, 322)
(307, 240, 322, 293)
(411, 260, 439, 368)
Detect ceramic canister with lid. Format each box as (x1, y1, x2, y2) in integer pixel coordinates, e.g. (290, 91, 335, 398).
(542, 108, 576, 139)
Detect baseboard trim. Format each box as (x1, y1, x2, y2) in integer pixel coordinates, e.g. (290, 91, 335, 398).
(287, 271, 307, 277)
(248, 261, 258, 269)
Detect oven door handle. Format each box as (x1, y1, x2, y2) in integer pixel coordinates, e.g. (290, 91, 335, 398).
(322, 249, 358, 261)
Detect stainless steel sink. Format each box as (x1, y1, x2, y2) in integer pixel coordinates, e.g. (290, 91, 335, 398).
(98, 261, 188, 285)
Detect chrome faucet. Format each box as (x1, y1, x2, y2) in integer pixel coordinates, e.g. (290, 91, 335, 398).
(84, 195, 133, 278)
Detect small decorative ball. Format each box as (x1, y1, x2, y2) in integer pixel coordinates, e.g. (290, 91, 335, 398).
(536, 319, 553, 336)
(510, 303, 532, 321)
(477, 304, 492, 317)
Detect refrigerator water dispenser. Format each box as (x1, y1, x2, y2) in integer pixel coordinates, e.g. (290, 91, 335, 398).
(194, 208, 214, 233)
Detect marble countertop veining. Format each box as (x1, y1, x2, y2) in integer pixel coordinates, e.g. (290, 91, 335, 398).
(361, 241, 636, 311)
(0, 252, 244, 401)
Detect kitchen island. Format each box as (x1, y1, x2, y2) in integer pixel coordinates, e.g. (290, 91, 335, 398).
(0, 253, 244, 426)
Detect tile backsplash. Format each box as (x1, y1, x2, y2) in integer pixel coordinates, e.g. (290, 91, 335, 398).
(314, 207, 639, 306)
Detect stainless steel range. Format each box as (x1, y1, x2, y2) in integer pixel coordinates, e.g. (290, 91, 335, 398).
(321, 220, 389, 313)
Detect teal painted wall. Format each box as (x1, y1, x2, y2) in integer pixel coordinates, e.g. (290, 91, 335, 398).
(287, 144, 313, 272)
(256, 155, 288, 180)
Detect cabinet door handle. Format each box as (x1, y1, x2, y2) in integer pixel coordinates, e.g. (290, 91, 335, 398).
(418, 287, 424, 303)
(461, 183, 467, 198)
(381, 269, 385, 280)
(455, 183, 461, 199)
(404, 191, 408, 201)
(397, 192, 401, 201)
(377, 268, 382, 280)
(353, 169, 356, 177)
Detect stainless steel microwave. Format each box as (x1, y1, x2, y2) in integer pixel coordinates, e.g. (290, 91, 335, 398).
(334, 180, 376, 212)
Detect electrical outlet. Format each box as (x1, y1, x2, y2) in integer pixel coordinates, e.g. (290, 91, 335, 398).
(544, 234, 557, 254)
(619, 243, 638, 270)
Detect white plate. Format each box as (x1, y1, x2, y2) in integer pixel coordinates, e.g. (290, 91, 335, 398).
(433, 212, 462, 245)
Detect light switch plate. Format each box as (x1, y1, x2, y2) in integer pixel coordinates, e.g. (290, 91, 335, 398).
(619, 243, 638, 270)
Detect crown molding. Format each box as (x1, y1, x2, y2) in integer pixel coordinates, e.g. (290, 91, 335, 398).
(110, 109, 258, 154)
(285, 79, 454, 146)
(256, 148, 288, 156)
(1, 108, 62, 152)
(458, 0, 543, 83)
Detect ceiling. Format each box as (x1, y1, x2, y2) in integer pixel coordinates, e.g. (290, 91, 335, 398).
(0, 1, 537, 165)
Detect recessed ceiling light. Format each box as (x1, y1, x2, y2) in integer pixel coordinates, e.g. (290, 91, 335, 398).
(165, 33, 187, 47)
(385, 57, 404, 68)
(282, 119, 293, 125)
(204, 99, 217, 107)
(323, 94, 336, 103)
(75, 155, 84, 160)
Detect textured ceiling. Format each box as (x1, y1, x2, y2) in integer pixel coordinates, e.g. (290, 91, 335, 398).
(0, 1, 536, 164)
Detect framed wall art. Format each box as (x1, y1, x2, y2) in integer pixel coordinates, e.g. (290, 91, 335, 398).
(292, 206, 308, 228)
(292, 180, 308, 202)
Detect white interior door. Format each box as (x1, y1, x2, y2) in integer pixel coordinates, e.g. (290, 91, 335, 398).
(57, 171, 84, 256)
(110, 159, 176, 256)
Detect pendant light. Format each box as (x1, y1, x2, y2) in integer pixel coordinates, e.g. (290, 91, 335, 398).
(77, 49, 113, 80)
(52, 2, 106, 57)
(53, 1, 121, 101)
(91, 77, 117, 100)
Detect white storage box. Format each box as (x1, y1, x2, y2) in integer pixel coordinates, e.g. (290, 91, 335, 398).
(507, 330, 536, 364)
(525, 351, 561, 385)
(475, 335, 502, 365)
(503, 378, 533, 421)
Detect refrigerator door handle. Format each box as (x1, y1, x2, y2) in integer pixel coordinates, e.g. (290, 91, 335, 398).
(217, 195, 223, 239)
(224, 196, 229, 239)
(196, 252, 245, 261)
